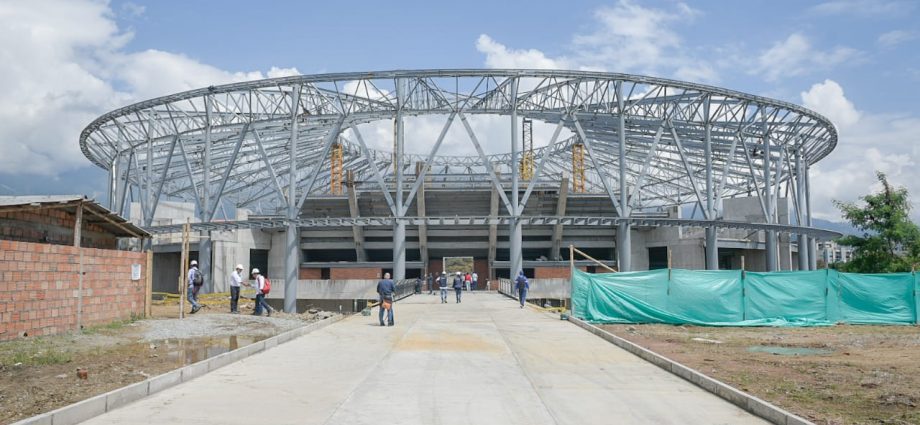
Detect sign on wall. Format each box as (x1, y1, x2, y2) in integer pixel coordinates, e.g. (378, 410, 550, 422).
(131, 264, 142, 281)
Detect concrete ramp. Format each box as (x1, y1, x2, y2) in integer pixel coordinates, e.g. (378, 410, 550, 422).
(81, 294, 765, 425)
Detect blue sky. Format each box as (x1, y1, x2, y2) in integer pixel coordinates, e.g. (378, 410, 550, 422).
(0, 0, 918, 221)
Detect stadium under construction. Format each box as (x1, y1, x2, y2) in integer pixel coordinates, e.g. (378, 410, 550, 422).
(79, 70, 841, 311)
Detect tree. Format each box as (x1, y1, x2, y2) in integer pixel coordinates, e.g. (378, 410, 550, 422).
(833, 172, 920, 273)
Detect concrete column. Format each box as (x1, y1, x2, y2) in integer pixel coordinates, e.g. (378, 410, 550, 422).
(616, 222, 631, 272)
(346, 171, 367, 262)
(416, 163, 429, 273)
(198, 232, 212, 293)
(488, 180, 499, 279)
(551, 177, 569, 261)
(510, 219, 523, 275)
(284, 222, 298, 312)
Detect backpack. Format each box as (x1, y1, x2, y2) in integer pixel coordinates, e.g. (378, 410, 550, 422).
(261, 277, 271, 295)
(192, 268, 203, 286)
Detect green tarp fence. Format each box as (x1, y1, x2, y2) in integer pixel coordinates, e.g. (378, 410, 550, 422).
(572, 268, 920, 326)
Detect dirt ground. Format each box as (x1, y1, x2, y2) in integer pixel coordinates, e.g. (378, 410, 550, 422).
(0, 294, 337, 425)
(601, 324, 920, 425)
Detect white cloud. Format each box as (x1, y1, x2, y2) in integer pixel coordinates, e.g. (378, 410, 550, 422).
(877, 30, 918, 48)
(753, 33, 861, 81)
(475, 0, 715, 82)
(802, 81, 920, 221)
(810, 0, 915, 17)
(0, 0, 299, 175)
(801, 80, 860, 129)
(476, 35, 569, 70)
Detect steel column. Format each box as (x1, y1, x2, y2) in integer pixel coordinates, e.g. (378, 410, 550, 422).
(806, 164, 817, 270)
(509, 78, 522, 275)
(284, 85, 302, 313)
(763, 123, 777, 272)
(795, 150, 809, 270)
(616, 83, 631, 272)
(393, 78, 406, 280)
(704, 98, 718, 270)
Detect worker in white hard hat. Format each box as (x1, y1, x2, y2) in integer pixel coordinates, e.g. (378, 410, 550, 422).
(249, 268, 273, 316)
(187, 260, 202, 314)
(228, 264, 245, 314)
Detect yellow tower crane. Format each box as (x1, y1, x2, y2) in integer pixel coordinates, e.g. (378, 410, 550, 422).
(520, 118, 533, 180)
(330, 141, 343, 195)
(572, 142, 585, 193)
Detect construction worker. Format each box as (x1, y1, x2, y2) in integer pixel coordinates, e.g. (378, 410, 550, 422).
(187, 260, 202, 314)
(515, 270, 529, 309)
(438, 272, 449, 303)
(377, 272, 396, 326)
(249, 268, 272, 316)
(453, 272, 463, 303)
(229, 264, 244, 314)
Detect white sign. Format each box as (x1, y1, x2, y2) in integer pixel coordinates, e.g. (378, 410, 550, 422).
(131, 264, 142, 281)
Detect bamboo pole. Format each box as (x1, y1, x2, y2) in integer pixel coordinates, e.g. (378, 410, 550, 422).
(571, 246, 617, 273)
(569, 244, 575, 313)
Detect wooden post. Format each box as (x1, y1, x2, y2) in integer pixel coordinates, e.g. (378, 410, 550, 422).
(569, 244, 575, 313)
(74, 201, 83, 331)
(571, 246, 617, 273)
(145, 249, 153, 318)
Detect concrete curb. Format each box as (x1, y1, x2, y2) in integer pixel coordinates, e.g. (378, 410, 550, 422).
(567, 316, 814, 425)
(11, 314, 347, 425)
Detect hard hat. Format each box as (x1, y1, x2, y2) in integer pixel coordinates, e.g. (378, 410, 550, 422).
(251, 268, 260, 274)
(190, 260, 198, 266)
(236, 264, 244, 270)
(456, 271, 461, 275)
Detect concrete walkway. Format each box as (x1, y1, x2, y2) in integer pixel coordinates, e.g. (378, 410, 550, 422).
(83, 293, 766, 425)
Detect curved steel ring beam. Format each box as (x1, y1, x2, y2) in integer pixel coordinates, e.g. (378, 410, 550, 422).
(80, 69, 836, 225)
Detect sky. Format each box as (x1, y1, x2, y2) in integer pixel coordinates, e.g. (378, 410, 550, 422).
(0, 0, 918, 222)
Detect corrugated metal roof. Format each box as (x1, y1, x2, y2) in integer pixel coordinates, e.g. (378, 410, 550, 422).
(0, 195, 150, 238)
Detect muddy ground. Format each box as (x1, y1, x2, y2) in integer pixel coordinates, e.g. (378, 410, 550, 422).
(601, 324, 920, 425)
(0, 295, 337, 424)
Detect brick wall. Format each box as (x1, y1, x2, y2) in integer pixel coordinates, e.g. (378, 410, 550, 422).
(299, 268, 322, 279)
(0, 208, 116, 249)
(0, 240, 147, 341)
(329, 267, 381, 280)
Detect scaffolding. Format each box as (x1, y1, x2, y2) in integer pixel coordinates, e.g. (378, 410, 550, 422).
(330, 141, 343, 195)
(572, 142, 585, 193)
(520, 118, 533, 180)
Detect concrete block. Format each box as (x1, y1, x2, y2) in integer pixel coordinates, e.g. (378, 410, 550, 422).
(669, 363, 697, 383)
(714, 383, 750, 409)
(105, 380, 149, 411)
(207, 352, 234, 372)
(181, 361, 209, 382)
(263, 337, 278, 349)
(786, 414, 816, 425)
(147, 369, 181, 394)
(276, 331, 293, 344)
(691, 373, 723, 396)
(746, 397, 787, 425)
(50, 394, 106, 425)
(7, 413, 52, 425)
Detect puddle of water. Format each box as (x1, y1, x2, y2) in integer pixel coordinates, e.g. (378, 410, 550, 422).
(747, 345, 833, 356)
(150, 335, 265, 365)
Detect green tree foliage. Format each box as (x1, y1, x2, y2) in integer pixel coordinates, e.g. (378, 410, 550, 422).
(833, 172, 920, 272)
